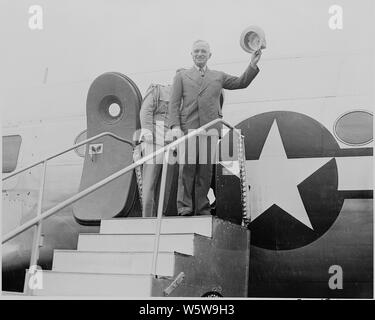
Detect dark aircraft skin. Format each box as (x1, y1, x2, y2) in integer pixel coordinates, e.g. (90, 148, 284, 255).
(2, 74, 373, 298)
(217, 111, 373, 298)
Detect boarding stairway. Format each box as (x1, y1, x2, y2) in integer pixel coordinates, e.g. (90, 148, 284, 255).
(33, 216, 249, 296)
(2, 118, 251, 297)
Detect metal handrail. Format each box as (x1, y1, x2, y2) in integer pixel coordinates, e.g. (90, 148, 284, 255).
(2, 118, 236, 244)
(3, 118, 246, 295)
(2, 132, 134, 181)
(2, 130, 135, 295)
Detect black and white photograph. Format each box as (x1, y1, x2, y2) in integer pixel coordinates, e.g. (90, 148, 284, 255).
(1, 0, 374, 304)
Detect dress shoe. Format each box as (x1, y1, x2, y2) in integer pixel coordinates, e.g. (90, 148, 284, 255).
(178, 210, 194, 216)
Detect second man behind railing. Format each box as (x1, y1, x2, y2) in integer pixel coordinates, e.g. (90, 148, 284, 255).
(139, 83, 173, 217)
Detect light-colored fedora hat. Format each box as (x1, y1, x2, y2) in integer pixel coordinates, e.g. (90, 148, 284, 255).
(240, 26, 266, 53)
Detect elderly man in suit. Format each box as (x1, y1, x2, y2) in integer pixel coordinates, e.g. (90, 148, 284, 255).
(169, 39, 261, 216)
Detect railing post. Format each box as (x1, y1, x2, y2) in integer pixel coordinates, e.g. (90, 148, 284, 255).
(151, 147, 170, 276)
(24, 160, 47, 295)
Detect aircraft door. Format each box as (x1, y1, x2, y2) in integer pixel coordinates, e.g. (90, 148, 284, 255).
(73, 72, 142, 225)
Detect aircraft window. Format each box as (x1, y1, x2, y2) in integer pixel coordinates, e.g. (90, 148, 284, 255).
(334, 110, 373, 146)
(99, 95, 124, 123)
(74, 130, 87, 157)
(108, 103, 121, 118)
(2, 135, 22, 173)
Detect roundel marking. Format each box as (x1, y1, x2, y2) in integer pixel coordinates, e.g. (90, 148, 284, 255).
(237, 111, 344, 250)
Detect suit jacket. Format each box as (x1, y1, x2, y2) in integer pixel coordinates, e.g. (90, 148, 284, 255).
(140, 84, 171, 146)
(168, 64, 259, 134)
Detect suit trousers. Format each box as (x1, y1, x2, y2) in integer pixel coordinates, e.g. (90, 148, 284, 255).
(177, 134, 219, 215)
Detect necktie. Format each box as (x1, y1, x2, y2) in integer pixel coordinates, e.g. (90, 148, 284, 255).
(199, 68, 205, 77)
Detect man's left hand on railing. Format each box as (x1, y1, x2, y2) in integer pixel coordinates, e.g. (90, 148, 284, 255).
(170, 126, 184, 140)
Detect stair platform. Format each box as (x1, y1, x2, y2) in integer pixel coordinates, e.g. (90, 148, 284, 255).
(100, 216, 213, 237)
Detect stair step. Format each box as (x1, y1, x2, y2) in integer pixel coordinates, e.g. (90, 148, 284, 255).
(2, 291, 24, 296)
(31, 271, 154, 296)
(77, 233, 196, 255)
(52, 250, 176, 276)
(100, 216, 213, 237)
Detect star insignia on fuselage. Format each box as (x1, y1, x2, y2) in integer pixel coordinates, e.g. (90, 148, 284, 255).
(246, 120, 333, 230)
